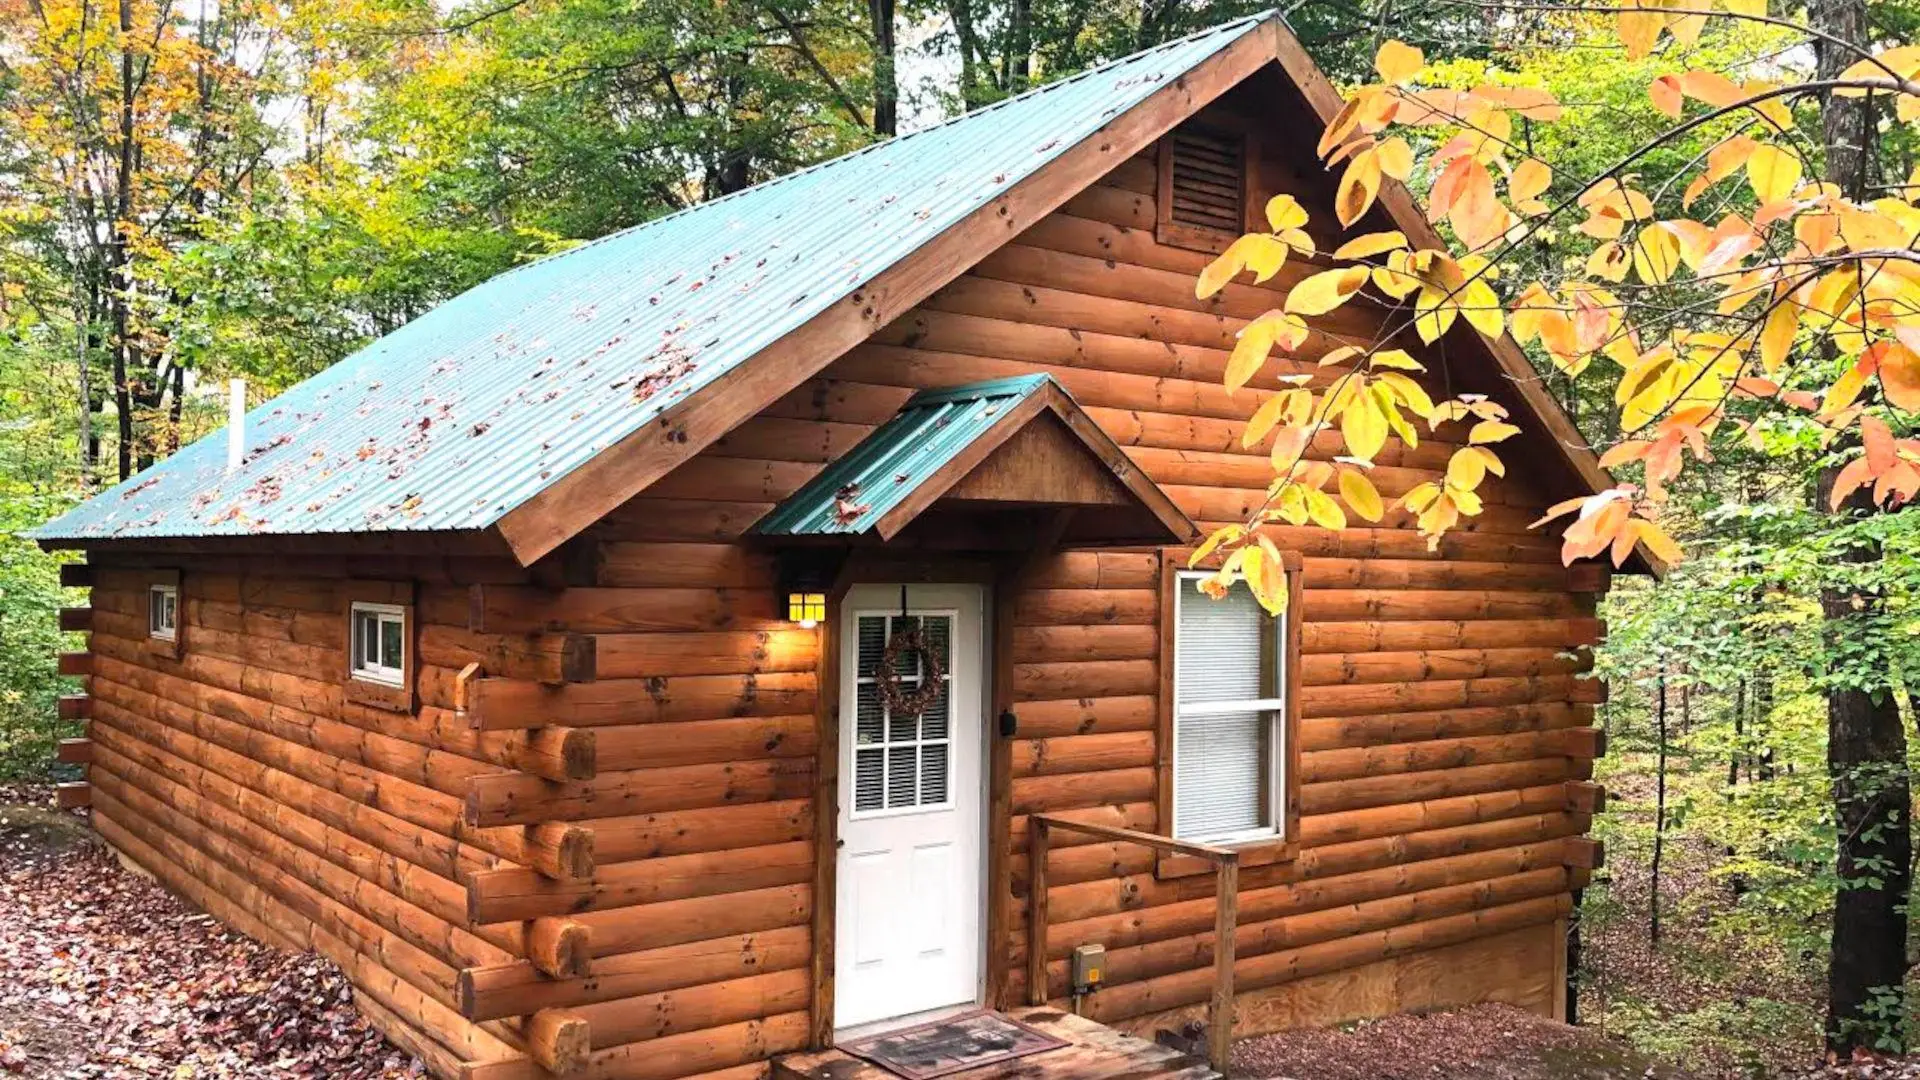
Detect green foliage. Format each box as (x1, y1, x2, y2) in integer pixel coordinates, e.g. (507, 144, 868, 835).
(0, 494, 79, 781)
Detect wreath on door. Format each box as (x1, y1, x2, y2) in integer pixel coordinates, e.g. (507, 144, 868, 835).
(877, 624, 945, 718)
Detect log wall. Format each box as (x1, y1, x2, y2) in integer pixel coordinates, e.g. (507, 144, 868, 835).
(57, 81, 1604, 1080)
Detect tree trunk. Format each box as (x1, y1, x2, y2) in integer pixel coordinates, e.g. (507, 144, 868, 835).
(1729, 679, 1747, 899)
(1649, 672, 1667, 946)
(1818, 477, 1912, 1055)
(112, 0, 137, 482)
(1812, 0, 1911, 1054)
(947, 0, 982, 110)
(869, 0, 896, 136)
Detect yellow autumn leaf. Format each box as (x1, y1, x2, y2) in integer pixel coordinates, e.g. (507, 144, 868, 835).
(1338, 468, 1384, 521)
(1333, 231, 1409, 260)
(1446, 447, 1488, 489)
(1266, 194, 1309, 232)
(1376, 137, 1414, 181)
(1341, 395, 1390, 462)
(1304, 487, 1348, 530)
(1510, 158, 1551, 204)
(1470, 419, 1521, 444)
(1746, 144, 1803, 203)
(1375, 40, 1424, 84)
(1285, 266, 1370, 316)
(1616, 0, 1665, 59)
(1835, 46, 1920, 95)
(1632, 226, 1681, 285)
(1878, 340, 1920, 411)
(1367, 348, 1424, 371)
(1336, 149, 1384, 227)
(1188, 525, 1244, 567)
(1243, 393, 1290, 448)
(1633, 518, 1685, 565)
(1460, 279, 1505, 338)
(1226, 320, 1277, 393)
(1375, 371, 1435, 417)
(1758, 302, 1797, 376)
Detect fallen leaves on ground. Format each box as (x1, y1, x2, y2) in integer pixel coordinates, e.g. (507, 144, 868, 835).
(0, 787, 419, 1079)
(1229, 1003, 1679, 1080)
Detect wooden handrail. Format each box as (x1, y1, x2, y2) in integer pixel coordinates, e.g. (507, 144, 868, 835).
(1026, 813, 1239, 1073)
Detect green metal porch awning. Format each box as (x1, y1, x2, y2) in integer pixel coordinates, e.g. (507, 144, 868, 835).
(751, 375, 1195, 548)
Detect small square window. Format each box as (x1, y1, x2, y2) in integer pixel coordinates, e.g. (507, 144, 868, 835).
(350, 602, 407, 688)
(148, 584, 178, 641)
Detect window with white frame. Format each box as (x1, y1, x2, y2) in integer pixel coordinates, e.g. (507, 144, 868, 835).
(350, 602, 407, 687)
(1172, 571, 1287, 843)
(850, 613, 953, 817)
(148, 583, 178, 641)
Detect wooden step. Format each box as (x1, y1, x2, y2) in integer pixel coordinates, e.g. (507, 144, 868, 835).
(775, 1007, 1219, 1080)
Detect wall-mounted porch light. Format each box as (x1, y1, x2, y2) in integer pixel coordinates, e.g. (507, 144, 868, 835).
(786, 590, 827, 629)
(777, 552, 836, 630)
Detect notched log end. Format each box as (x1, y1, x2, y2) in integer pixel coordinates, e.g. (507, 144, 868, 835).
(58, 563, 92, 589)
(552, 824, 595, 880)
(527, 917, 592, 980)
(529, 1009, 592, 1075)
(555, 728, 596, 782)
(1565, 836, 1605, 871)
(1566, 781, 1606, 815)
(559, 636, 596, 684)
(55, 781, 91, 809)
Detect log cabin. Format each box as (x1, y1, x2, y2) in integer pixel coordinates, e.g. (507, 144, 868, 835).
(32, 12, 1632, 1080)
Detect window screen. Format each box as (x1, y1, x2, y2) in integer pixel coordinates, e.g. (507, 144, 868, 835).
(350, 602, 407, 687)
(852, 613, 953, 816)
(1173, 574, 1285, 842)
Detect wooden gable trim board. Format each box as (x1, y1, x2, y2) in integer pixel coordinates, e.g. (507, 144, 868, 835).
(489, 22, 1282, 567)
(866, 382, 1195, 544)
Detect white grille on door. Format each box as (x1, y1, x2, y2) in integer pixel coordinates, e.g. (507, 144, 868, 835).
(852, 613, 955, 815)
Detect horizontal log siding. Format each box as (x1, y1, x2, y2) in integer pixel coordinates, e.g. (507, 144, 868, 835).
(577, 133, 1591, 1064)
(71, 98, 1595, 1080)
(76, 553, 564, 1075)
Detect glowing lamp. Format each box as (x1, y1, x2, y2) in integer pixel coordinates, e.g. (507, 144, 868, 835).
(786, 591, 827, 629)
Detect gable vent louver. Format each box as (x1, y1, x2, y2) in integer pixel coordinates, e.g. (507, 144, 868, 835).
(1167, 129, 1245, 234)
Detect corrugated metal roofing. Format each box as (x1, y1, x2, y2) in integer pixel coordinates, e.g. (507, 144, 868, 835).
(31, 14, 1274, 544)
(754, 375, 1055, 536)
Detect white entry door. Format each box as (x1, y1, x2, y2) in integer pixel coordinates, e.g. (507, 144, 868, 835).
(834, 584, 986, 1033)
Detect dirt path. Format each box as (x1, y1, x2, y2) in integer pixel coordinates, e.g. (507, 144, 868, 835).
(0, 788, 413, 1078)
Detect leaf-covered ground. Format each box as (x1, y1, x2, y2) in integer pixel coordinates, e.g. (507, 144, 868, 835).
(8, 782, 1920, 1080)
(0, 786, 417, 1079)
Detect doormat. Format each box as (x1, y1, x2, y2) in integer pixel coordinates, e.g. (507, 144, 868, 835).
(839, 1010, 1070, 1080)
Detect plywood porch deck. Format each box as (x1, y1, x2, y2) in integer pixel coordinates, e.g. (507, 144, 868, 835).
(773, 1007, 1222, 1080)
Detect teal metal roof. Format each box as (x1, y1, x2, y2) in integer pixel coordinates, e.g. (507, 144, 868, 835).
(32, 14, 1275, 545)
(754, 375, 1056, 537)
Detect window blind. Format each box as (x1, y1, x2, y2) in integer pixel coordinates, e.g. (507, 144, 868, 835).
(1173, 577, 1281, 841)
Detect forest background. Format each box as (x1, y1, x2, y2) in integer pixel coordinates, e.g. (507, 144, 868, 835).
(5, 0, 1920, 1071)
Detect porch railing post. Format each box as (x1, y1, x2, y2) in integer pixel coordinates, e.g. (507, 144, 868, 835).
(1027, 816, 1050, 1006)
(1208, 854, 1239, 1073)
